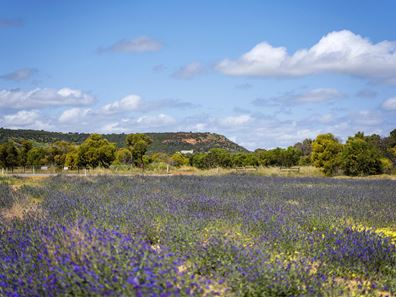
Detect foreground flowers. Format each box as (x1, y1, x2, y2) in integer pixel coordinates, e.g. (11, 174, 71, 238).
(1, 175, 395, 296)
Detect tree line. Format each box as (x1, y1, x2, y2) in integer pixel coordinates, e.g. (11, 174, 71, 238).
(0, 129, 395, 176)
(0, 133, 152, 172)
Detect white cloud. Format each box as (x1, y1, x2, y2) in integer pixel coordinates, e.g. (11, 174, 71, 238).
(172, 62, 203, 79)
(3, 110, 39, 125)
(217, 30, 396, 83)
(59, 108, 91, 123)
(136, 113, 176, 126)
(1, 110, 51, 130)
(218, 114, 251, 127)
(352, 110, 383, 126)
(382, 97, 396, 110)
(0, 68, 37, 81)
(102, 95, 142, 114)
(99, 122, 127, 133)
(99, 36, 162, 53)
(0, 88, 95, 109)
(294, 88, 343, 102)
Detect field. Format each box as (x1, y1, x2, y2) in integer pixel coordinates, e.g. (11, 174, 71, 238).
(1, 175, 396, 296)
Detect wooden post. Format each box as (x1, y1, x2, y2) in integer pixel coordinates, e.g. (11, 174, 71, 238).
(167, 164, 170, 174)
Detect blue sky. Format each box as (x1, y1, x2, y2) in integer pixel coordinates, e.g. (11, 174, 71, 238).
(1, 0, 396, 150)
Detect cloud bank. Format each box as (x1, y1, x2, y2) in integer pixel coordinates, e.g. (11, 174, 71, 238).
(382, 97, 396, 110)
(217, 30, 396, 83)
(0, 88, 95, 109)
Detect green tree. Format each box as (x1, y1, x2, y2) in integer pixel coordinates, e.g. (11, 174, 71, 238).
(254, 149, 269, 166)
(279, 147, 301, 167)
(340, 136, 383, 176)
(311, 133, 343, 176)
(149, 152, 171, 164)
(171, 152, 189, 167)
(190, 152, 208, 169)
(48, 141, 74, 168)
(18, 140, 33, 171)
(27, 147, 48, 167)
(294, 138, 313, 165)
(64, 149, 79, 170)
(231, 152, 259, 167)
(113, 148, 133, 165)
(0, 141, 19, 171)
(125, 133, 152, 170)
(78, 134, 116, 168)
(205, 148, 232, 168)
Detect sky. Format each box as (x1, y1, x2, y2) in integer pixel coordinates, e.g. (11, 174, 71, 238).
(1, 0, 396, 150)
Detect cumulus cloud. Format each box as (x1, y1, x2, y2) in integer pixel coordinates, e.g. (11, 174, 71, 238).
(172, 62, 204, 79)
(3, 110, 39, 125)
(101, 95, 142, 114)
(1, 110, 51, 130)
(98, 36, 162, 53)
(0, 18, 23, 28)
(99, 122, 127, 133)
(382, 97, 396, 110)
(0, 88, 95, 109)
(0, 68, 38, 81)
(136, 114, 176, 127)
(59, 108, 91, 124)
(218, 114, 251, 127)
(216, 30, 396, 83)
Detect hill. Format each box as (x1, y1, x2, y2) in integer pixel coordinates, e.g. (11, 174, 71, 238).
(0, 128, 247, 153)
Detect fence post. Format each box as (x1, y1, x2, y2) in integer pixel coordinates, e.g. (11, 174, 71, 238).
(84, 168, 87, 177)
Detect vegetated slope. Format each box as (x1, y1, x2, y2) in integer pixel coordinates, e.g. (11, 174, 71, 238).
(0, 128, 247, 153)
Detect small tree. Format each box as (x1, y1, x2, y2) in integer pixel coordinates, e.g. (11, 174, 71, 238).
(18, 140, 33, 172)
(171, 152, 189, 167)
(27, 147, 48, 167)
(78, 134, 116, 168)
(113, 148, 133, 165)
(64, 149, 79, 170)
(0, 141, 19, 171)
(205, 148, 232, 168)
(125, 133, 152, 170)
(340, 137, 382, 176)
(48, 141, 74, 168)
(311, 133, 343, 176)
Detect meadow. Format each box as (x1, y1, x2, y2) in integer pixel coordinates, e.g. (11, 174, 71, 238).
(0, 175, 395, 296)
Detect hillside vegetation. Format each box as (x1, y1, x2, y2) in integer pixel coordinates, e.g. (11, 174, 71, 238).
(0, 128, 246, 153)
